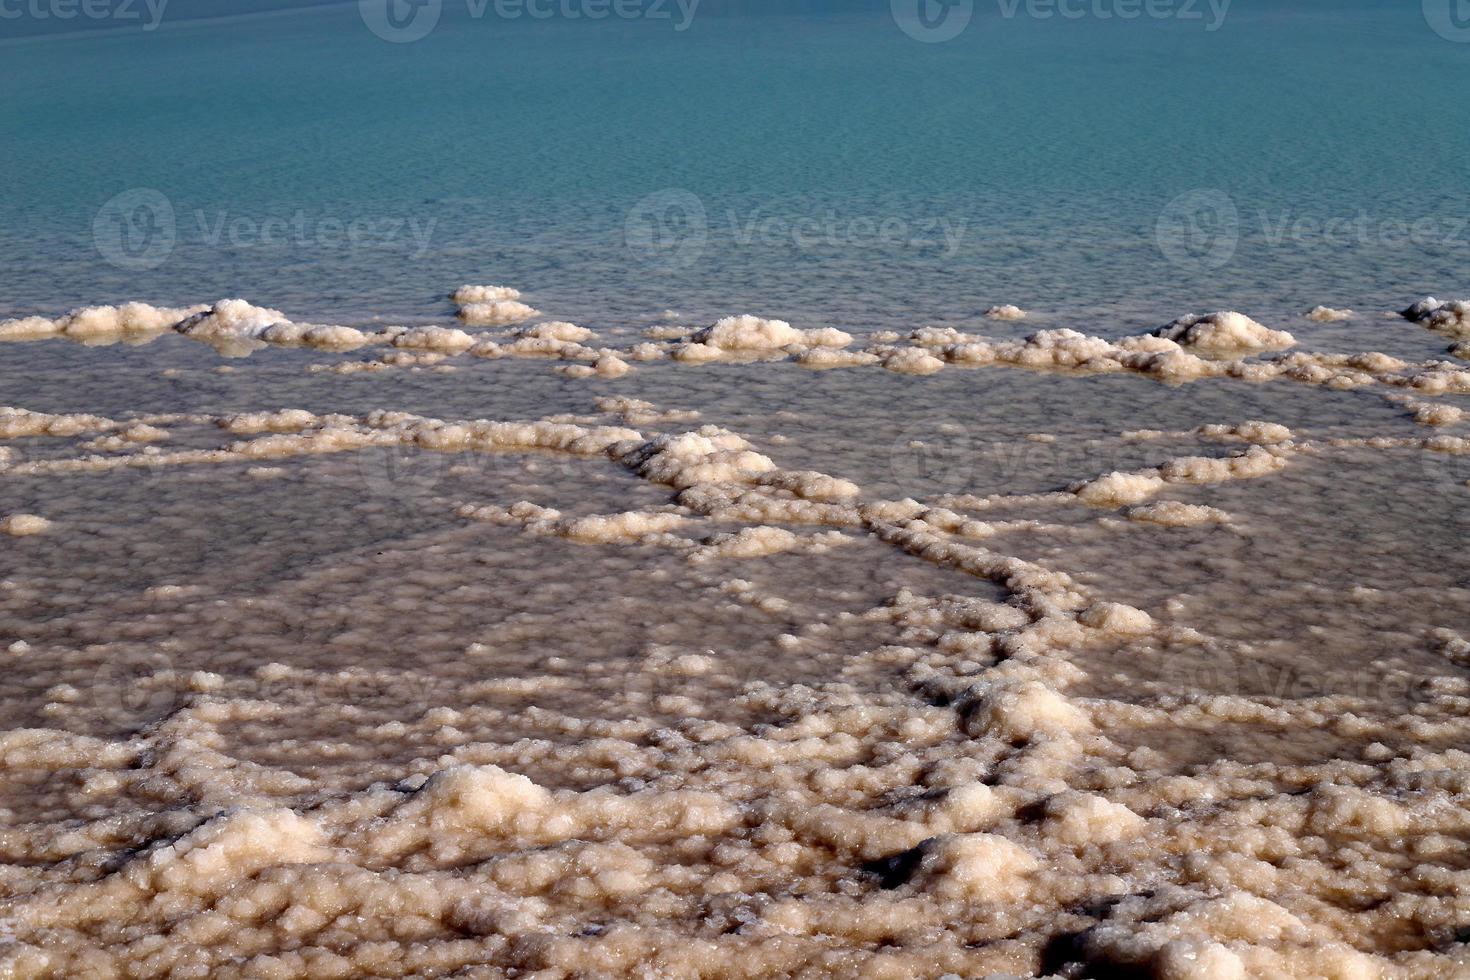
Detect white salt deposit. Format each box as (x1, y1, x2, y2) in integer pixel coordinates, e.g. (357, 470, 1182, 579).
(451, 284, 522, 304)
(690, 315, 853, 352)
(1, 513, 51, 536)
(1152, 311, 1297, 352)
(984, 304, 1028, 320)
(1403, 296, 1470, 332)
(175, 298, 290, 340)
(515, 320, 595, 343)
(2, 289, 1470, 977)
(0, 302, 205, 341)
(457, 299, 541, 326)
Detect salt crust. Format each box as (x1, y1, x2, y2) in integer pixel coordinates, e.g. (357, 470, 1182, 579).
(1, 513, 51, 536)
(6, 298, 1468, 403)
(2, 297, 1468, 975)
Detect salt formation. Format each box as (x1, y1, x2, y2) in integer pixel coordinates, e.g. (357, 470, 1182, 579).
(0, 301, 205, 341)
(4, 291, 1470, 977)
(692, 315, 804, 349)
(449, 283, 539, 326)
(1399, 398, 1466, 427)
(1124, 500, 1232, 526)
(1072, 444, 1288, 507)
(450, 284, 522, 304)
(1304, 305, 1353, 322)
(795, 347, 881, 369)
(879, 346, 946, 375)
(169, 300, 377, 353)
(386, 325, 476, 352)
(678, 315, 854, 360)
(255, 321, 368, 351)
(1152, 311, 1296, 352)
(984, 304, 1028, 320)
(1197, 420, 1293, 444)
(458, 501, 691, 544)
(175, 298, 290, 340)
(5, 292, 1470, 402)
(515, 320, 595, 344)
(559, 352, 631, 379)
(1, 513, 51, 535)
(1403, 296, 1470, 332)
(457, 300, 540, 326)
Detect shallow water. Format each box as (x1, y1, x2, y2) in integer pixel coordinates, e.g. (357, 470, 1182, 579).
(3, 0, 1469, 329)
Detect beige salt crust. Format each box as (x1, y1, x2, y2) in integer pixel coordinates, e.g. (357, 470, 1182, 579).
(7, 295, 1470, 402)
(1, 291, 1470, 977)
(1, 513, 52, 536)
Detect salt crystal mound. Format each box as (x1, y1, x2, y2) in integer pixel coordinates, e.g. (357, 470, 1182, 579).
(0, 301, 207, 341)
(1305, 305, 1353, 322)
(254, 321, 370, 352)
(674, 315, 855, 361)
(175, 298, 292, 340)
(384, 325, 476, 353)
(9, 295, 1470, 403)
(450, 284, 522, 305)
(457, 299, 541, 326)
(5, 296, 1470, 976)
(984, 303, 1028, 320)
(173, 299, 378, 354)
(1150, 311, 1297, 352)
(1, 513, 51, 536)
(451, 283, 539, 325)
(1402, 296, 1470, 333)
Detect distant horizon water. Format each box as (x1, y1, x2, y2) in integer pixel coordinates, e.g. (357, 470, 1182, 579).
(1, 0, 1466, 333)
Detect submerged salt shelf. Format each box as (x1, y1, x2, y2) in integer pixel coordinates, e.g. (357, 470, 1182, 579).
(2, 293, 1470, 977)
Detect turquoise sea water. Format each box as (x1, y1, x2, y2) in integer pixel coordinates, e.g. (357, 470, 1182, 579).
(1, 0, 1467, 331)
